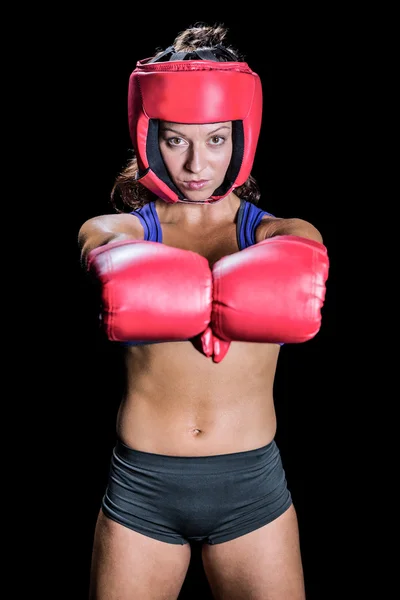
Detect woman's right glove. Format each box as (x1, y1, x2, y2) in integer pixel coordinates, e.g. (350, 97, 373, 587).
(210, 235, 329, 347)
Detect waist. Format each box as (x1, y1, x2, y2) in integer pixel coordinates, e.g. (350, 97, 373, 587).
(117, 391, 277, 456)
(114, 437, 279, 471)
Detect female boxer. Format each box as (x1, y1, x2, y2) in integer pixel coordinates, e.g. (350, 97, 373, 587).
(78, 23, 329, 600)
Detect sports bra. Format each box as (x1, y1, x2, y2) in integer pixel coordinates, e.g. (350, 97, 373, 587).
(124, 198, 274, 346)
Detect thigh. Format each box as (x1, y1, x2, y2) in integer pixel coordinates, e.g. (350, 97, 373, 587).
(89, 510, 191, 600)
(201, 505, 305, 600)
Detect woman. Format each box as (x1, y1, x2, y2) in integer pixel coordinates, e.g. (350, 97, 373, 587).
(78, 23, 329, 600)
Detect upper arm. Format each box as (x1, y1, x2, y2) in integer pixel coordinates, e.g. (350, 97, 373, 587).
(78, 213, 144, 267)
(257, 216, 323, 244)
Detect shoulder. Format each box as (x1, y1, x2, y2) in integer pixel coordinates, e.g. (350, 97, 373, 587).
(256, 215, 323, 244)
(78, 212, 144, 265)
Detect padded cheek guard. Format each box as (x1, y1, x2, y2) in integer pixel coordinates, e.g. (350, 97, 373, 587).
(128, 60, 263, 204)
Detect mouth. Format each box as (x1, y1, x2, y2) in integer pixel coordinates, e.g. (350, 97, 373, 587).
(182, 180, 210, 191)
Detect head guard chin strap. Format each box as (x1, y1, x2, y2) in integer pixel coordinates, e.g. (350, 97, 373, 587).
(127, 48, 263, 204)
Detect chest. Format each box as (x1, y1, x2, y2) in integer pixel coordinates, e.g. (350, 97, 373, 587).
(161, 222, 240, 266)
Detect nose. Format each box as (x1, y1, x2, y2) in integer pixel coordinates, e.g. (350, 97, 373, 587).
(185, 146, 207, 174)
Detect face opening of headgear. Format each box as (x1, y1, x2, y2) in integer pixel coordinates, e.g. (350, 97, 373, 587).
(127, 45, 263, 204)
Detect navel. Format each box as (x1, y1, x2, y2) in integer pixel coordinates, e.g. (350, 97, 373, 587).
(190, 428, 202, 436)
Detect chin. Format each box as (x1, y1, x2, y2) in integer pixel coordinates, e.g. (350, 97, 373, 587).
(177, 185, 221, 203)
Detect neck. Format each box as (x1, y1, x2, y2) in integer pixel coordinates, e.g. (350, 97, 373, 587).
(155, 193, 241, 227)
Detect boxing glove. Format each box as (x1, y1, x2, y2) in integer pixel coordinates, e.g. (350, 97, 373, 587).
(87, 239, 213, 342)
(210, 235, 329, 344)
(194, 326, 231, 363)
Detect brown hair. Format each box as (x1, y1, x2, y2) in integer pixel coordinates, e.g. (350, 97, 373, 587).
(111, 23, 261, 212)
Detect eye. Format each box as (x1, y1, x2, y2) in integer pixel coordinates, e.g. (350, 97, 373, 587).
(166, 137, 186, 147)
(209, 135, 226, 146)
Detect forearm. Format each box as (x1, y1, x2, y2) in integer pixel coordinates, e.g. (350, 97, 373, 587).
(79, 231, 135, 269)
(260, 217, 323, 244)
(78, 214, 144, 269)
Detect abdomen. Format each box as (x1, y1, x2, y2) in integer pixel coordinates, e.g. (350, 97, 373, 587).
(116, 340, 280, 456)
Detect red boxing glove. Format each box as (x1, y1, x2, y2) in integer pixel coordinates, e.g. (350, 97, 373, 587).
(211, 235, 329, 344)
(87, 240, 213, 342)
(193, 326, 231, 362)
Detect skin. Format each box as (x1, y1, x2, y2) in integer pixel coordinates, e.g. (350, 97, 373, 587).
(79, 121, 323, 599)
(158, 121, 233, 209)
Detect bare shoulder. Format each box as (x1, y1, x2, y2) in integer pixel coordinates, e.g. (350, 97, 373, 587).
(78, 212, 144, 264)
(256, 215, 323, 244)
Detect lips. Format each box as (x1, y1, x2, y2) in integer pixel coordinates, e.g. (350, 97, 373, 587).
(183, 180, 210, 191)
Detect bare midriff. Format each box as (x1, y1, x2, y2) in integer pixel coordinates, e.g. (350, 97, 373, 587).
(117, 340, 280, 456)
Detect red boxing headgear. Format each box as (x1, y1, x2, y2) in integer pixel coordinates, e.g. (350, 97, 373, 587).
(127, 48, 263, 204)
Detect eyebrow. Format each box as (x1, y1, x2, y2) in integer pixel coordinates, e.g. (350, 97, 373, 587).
(160, 125, 231, 136)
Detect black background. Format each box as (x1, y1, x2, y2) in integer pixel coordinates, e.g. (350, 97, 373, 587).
(39, 11, 338, 599)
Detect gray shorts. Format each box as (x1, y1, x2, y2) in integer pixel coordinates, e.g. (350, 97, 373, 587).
(101, 438, 292, 545)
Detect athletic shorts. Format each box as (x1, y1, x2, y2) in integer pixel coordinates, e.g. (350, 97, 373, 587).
(101, 438, 292, 545)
